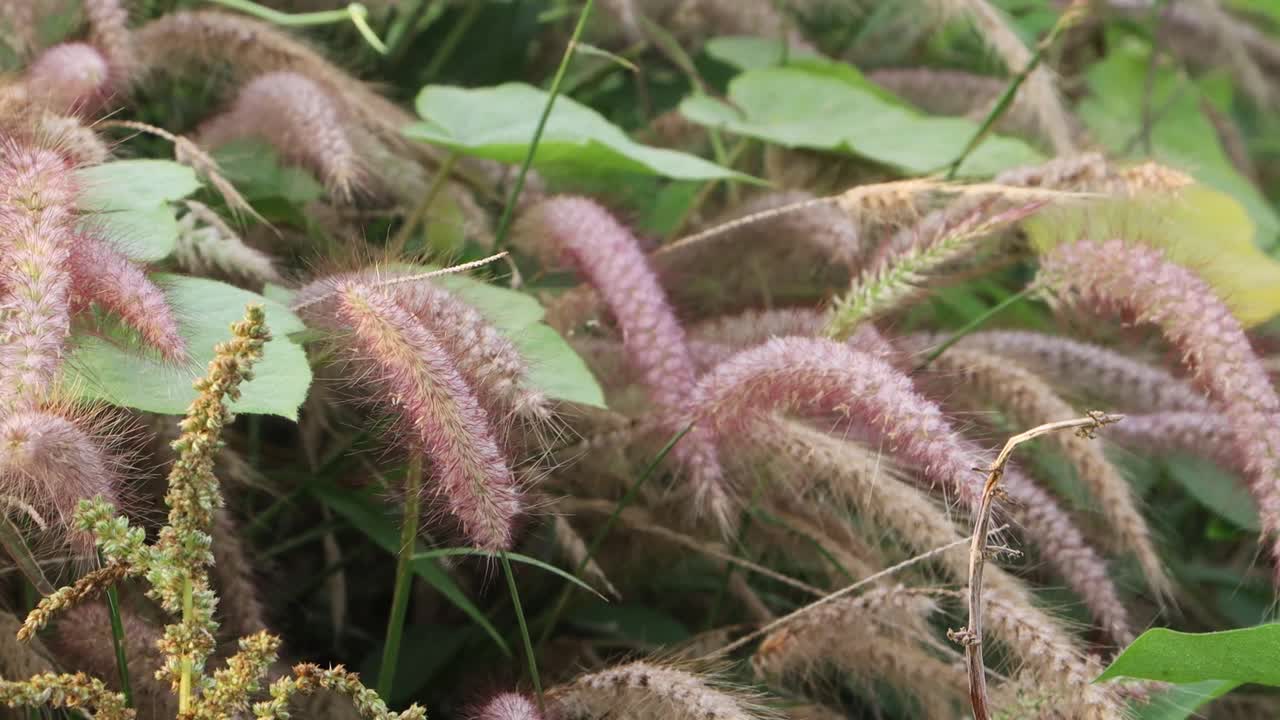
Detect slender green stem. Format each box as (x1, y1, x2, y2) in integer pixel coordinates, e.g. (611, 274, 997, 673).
(389, 151, 459, 256)
(502, 551, 544, 714)
(703, 474, 767, 630)
(0, 517, 54, 595)
(944, 7, 1079, 179)
(104, 586, 134, 708)
(491, 0, 596, 250)
(913, 285, 1035, 373)
(534, 423, 692, 649)
(421, 2, 484, 82)
(210, 0, 349, 24)
(377, 458, 423, 701)
(208, 0, 387, 52)
(386, 0, 435, 62)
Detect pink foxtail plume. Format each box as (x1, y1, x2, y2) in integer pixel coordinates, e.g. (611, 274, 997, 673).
(294, 270, 547, 421)
(468, 693, 542, 720)
(24, 44, 111, 116)
(0, 143, 78, 412)
(1040, 239, 1280, 587)
(690, 336, 1132, 641)
(1108, 411, 1237, 471)
(336, 284, 520, 550)
(514, 196, 731, 533)
(962, 329, 1211, 414)
(197, 71, 360, 197)
(68, 234, 186, 361)
(0, 410, 121, 554)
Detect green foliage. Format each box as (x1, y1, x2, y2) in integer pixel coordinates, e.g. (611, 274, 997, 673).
(1163, 456, 1260, 531)
(408, 268, 606, 407)
(1101, 624, 1280, 720)
(1133, 680, 1240, 720)
(75, 160, 201, 261)
(406, 83, 755, 183)
(681, 47, 1041, 177)
(64, 275, 312, 419)
(308, 478, 512, 657)
(1078, 39, 1280, 245)
(1100, 624, 1280, 685)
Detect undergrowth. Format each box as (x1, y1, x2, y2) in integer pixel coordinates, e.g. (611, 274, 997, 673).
(1, 1, 1280, 718)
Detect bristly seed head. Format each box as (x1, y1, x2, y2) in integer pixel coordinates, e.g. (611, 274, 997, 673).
(1040, 238, 1280, 587)
(514, 196, 732, 533)
(335, 284, 521, 550)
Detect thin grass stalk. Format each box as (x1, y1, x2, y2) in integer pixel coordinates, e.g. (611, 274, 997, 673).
(913, 285, 1034, 372)
(103, 586, 132, 709)
(945, 3, 1085, 177)
(534, 423, 692, 649)
(0, 519, 54, 596)
(422, 2, 484, 82)
(492, 0, 595, 250)
(389, 151, 459, 256)
(502, 551, 543, 715)
(387, 0, 433, 62)
(377, 457, 423, 701)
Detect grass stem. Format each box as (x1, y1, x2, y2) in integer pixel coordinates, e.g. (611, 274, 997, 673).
(491, 0, 595, 250)
(104, 586, 133, 708)
(502, 551, 544, 714)
(377, 457, 423, 701)
(534, 424, 692, 649)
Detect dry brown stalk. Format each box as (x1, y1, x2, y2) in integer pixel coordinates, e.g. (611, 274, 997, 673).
(957, 411, 1121, 720)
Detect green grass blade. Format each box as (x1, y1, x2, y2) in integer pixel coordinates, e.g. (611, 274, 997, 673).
(412, 548, 607, 600)
(377, 458, 421, 700)
(502, 551, 544, 714)
(310, 476, 512, 656)
(104, 586, 134, 708)
(534, 423, 693, 648)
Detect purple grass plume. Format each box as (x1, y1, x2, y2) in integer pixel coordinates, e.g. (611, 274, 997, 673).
(515, 196, 732, 533)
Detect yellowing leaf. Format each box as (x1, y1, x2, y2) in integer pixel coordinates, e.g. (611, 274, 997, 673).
(1026, 185, 1280, 327)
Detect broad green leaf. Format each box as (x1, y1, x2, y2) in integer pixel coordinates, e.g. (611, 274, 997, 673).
(1025, 185, 1280, 326)
(1078, 40, 1280, 246)
(430, 271, 547, 332)
(515, 323, 606, 408)
(211, 139, 325, 205)
(679, 66, 1042, 177)
(309, 480, 512, 656)
(65, 275, 312, 419)
(1133, 680, 1240, 720)
(388, 267, 607, 407)
(84, 204, 180, 262)
(1163, 456, 1260, 531)
(74, 160, 198, 263)
(704, 35, 823, 71)
(1097, 624, 1280, 686)
(75, 160, 201, 211)
(406, 83, 754, 182)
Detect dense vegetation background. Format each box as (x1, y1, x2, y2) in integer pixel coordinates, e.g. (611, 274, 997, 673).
(2, 1, 1280, 718)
